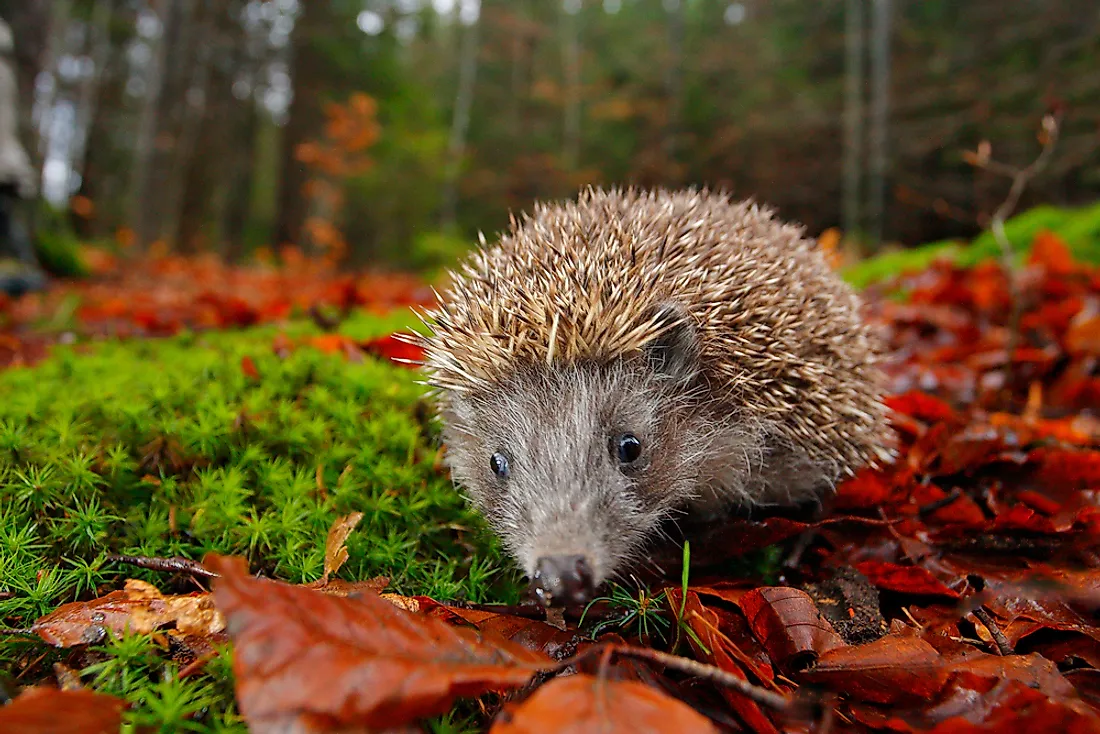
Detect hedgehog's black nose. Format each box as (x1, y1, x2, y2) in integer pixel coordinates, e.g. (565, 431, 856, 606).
(532, 555, 595, 607)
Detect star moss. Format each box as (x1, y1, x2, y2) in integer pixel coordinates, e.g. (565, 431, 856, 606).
(0, 311, 518, 731)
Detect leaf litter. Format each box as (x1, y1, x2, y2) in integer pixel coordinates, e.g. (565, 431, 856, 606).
(7, 232, 1100, 731)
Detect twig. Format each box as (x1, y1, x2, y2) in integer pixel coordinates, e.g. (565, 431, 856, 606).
(611, 645, 792, 712)
(965, 113, 1062, 396)
(972, 606, 1014, 656)
(105, 554, 218, 579)
(917, 487, 963, 516)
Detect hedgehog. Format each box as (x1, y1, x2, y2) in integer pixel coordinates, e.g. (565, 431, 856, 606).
(415, 187, 892, 607)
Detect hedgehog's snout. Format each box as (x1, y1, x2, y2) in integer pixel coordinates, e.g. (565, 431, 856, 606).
(531, 554, 595, 608)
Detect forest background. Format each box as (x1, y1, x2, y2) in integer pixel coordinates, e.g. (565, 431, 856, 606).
(2, 0, 1098, 272)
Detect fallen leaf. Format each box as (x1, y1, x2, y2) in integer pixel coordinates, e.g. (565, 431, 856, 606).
(32, 579, 224, 646)
(322, 511, 363, 583)
(737, 587, 845, 672)
(208, 554, 552, 731)
(240, 355, 260, 380)
(0, 687, 126, 734)
(802, 634, 949, 705)
(854, 561, 960, 598)
(490, 674, 719, 734)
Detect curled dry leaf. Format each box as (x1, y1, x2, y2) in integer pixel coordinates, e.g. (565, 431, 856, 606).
(490, 674, 719, 734)
(207, 554, 553, 732)
(668, 588, 780, 734)
(0, 687, 126, 734)
(737, 587, 845, 672)
(322, 511, 364, 583)
(424, 603, 583, 661)
(32, 579, 224, 647)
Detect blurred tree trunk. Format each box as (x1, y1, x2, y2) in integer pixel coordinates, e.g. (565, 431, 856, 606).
(274, 0, 328, 250)
(842, 0, 865, 243)
(867, 0, 892, 246)
(663, 0, 684, 170)
(0, 0, 50, 157)
(69, 0, 115, 200)
(222, 97, 258, 260)
(561, 1, 581, 170)
(440, 13, 480, 230)
(130, 0, 187, 250)
(177, 0, 236, 254)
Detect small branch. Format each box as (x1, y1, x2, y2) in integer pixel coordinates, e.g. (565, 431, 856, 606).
(972, 606, 1014, 656)
(965, 113, 1062, 397)
(611, 645, 792, 713)
(105, 554, 217, 579)
(918, 487, 963, 516)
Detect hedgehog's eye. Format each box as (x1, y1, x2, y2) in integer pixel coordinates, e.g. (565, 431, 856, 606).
(489, 452, 510, 479)
(613, 434, 642, 465)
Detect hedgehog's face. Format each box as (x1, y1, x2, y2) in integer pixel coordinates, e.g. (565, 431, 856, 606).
(438, 306, 710, 606)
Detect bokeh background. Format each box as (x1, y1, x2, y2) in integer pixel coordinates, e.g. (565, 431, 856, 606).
(2, 0, 1098, 270)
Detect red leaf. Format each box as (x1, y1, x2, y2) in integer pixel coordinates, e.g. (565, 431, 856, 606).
(667, 589, 780, 734)
(886, 391, 958, 424)
(491, 674, 719, 734)
(737, 587, 845, 671)
(362, 333, 425, 366)
(854, 561, 960, 598)
(0, 687, 126, 734)
(240, 355, 260, 380)
(207, 555, 551, 731)
(1028, 231, 1076, 276)
(802, 634, 949, 705)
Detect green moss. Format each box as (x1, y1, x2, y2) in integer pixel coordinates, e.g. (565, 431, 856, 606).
(843, 201, 1100, 288)
(0, 313, 519, 730)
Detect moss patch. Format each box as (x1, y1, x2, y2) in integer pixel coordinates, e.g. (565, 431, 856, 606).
(0, 312, 518, 730)
(843, 200, 1100, 288)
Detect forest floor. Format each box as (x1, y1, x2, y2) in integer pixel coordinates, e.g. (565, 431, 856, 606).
(2, 231, 1100, 733)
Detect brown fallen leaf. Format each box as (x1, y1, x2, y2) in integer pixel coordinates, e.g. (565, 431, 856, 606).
(737, 587, 846, 672)
(668, 588, 780, 734)
(322, 511, 364, 583)
(801, 633, 950, 705)
(424, 603, 583, 661)
(0, 687, 126, 734)
(207, 554, 553, 732)
(32, 579, 224, 646)
(490, 674, 719, 734)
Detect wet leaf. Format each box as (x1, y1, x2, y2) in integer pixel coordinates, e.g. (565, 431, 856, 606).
(854, 561, 960, 598)
(491, 674, 719, 734)
(0, 687, 126, 734)
(208, 554, 551, 731)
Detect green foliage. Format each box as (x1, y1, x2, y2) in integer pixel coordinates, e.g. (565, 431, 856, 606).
(0, 313, 519, 730)
(844, 201, 1100, 288)
(34, 230, 89, 280)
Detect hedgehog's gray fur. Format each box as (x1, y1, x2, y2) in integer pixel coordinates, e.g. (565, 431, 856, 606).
(415, 187, 892, 588)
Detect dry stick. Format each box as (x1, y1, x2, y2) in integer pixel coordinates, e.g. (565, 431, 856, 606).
(917, 487, 963, 516)
(972, 606, 1014, 656)
(611, 645, 792, 713)
(105, 553, 218, 579)
(966, 113, 1062, 396)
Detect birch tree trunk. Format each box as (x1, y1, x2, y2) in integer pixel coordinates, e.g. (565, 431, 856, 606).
(867, 0, 891, 247)
(440, 10, 480, 230)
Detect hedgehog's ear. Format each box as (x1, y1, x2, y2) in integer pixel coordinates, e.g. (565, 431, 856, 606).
(643, 302, 699, 382)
